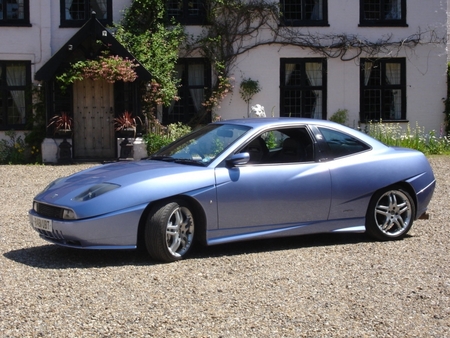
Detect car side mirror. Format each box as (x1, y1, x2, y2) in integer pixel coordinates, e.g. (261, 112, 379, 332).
(225, 152, 250, 167)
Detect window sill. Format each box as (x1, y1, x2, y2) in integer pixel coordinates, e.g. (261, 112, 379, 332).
(280, 22, 330, 28)
(0, 23, 32, 27)
(358, 22, 408, 28)
(0, 125, 28, 131)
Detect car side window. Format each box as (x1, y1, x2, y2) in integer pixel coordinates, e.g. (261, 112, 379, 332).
(239, 127, 314, 164)
(318, 127, 370, 158)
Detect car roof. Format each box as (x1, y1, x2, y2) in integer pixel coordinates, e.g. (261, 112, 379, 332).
(214, 118, 387, 149)
(217, 117, 310, 126)
(216, 117, 346, 129)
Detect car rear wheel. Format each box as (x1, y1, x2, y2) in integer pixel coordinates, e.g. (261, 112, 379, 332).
(366, 186, 415, 241)
(145, 200, 195, 263)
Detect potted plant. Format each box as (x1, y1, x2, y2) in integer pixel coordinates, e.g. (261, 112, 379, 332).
(114, 111, 142, 139)
(239, 78, 261, 117)
(114, 111, 143, 160)
(47, 112, 73, 137)
(47, 112, 73, 163)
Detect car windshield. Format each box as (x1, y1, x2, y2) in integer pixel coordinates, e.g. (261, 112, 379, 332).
(150, 123, 251, 166)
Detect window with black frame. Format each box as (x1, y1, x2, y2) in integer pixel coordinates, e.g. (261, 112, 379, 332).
(60, 0, 112, 27)
(280, 58, 326, 119)
(360, 0, 406, 26)
(280, 0, 327, 26)
(163, 59, 211, 125)
(0, 61, 31, 129)
(0, 0, 29, 26)
(360, 58, 406, 122)
(166, 0, 207, 25)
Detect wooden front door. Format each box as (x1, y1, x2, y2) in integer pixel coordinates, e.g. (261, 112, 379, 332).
(73, 79, 115, 159)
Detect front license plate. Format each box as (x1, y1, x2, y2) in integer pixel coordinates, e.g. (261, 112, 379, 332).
(32, 216, 53, 232)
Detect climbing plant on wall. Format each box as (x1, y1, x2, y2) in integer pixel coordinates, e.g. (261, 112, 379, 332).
(115, 0, 445, 126)
(115, 0, 184, 112)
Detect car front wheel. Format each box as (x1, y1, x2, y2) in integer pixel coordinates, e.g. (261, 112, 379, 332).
(145, 200, 195, 263)
(366, 186, 415, 241)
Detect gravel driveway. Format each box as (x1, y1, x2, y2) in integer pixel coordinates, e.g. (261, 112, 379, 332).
(0, 157, 449, 337)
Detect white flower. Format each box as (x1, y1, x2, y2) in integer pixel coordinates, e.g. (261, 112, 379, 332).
(251, 104, 266, 118)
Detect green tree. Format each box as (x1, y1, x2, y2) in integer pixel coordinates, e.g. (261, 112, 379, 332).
(115, 1, 184, 110)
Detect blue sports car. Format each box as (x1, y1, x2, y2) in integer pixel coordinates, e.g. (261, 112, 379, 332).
(29, 118, 436, 262)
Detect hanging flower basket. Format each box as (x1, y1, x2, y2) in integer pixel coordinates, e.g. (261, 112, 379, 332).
(56, 53, 139, 91)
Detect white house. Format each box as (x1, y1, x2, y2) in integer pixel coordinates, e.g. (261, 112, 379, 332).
(0, 1, 447, 162)
(210, 0, 448, 133)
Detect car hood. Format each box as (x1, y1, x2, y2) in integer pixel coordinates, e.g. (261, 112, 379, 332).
(34, 160, 215, 218)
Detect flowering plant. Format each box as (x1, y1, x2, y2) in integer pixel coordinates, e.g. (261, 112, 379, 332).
(82, 55, 138, 83)
(0, 130, 26, 164)
(251, 104, 266, 118)
(202, 75, 234, 112)
(56, 53, 139, 90)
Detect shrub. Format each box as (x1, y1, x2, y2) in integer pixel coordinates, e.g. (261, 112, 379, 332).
(0, 130, 26, 164)
(143, 122, 191, 155)
(143, 133, 172, 155)
(366, 121, 450, 155)
(329, 109, 348, 125)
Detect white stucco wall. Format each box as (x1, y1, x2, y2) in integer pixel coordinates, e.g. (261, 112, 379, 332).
(0, 0, 131, 87)
(211, 0, 448, 134)
(0, 1, 133, 150)
(0, 0, 447, 143)
(0, 1, 51, 80)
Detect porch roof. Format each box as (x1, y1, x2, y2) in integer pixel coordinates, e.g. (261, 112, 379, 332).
(35, 12, 152, 82)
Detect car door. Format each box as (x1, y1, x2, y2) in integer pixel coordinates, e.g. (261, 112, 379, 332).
(315, 126, 375, 221)
(214, 127, 332, 235)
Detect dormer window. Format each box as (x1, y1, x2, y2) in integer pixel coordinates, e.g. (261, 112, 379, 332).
(60, 0, 112, 27)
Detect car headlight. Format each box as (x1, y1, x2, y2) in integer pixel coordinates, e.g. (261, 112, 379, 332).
(33, 202, 77, 220)
(73, 183, 120, 202)
(62, 208, 76, 220)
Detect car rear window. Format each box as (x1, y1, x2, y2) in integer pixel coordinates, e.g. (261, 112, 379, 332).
(318, 127, 370, 158)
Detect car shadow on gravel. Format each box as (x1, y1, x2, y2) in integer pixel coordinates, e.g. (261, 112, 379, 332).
(3, 232, 381, 268)
(3, 245, 153, 269)
(190, 232, 375, 259)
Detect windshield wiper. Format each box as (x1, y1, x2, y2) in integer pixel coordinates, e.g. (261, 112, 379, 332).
(173, 159, 206, 166)
(150, 156, 205, 166)
(149, 155, 175, 162)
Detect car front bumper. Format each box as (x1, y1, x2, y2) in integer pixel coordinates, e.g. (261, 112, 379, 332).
(28, 205, 146, 250)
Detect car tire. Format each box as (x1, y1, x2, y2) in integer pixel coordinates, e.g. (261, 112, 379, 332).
(145, 200, 195, 263)
(365, 186, 415, 241)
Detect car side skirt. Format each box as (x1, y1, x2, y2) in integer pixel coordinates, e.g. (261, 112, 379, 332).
(205, 218, 366, 246)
